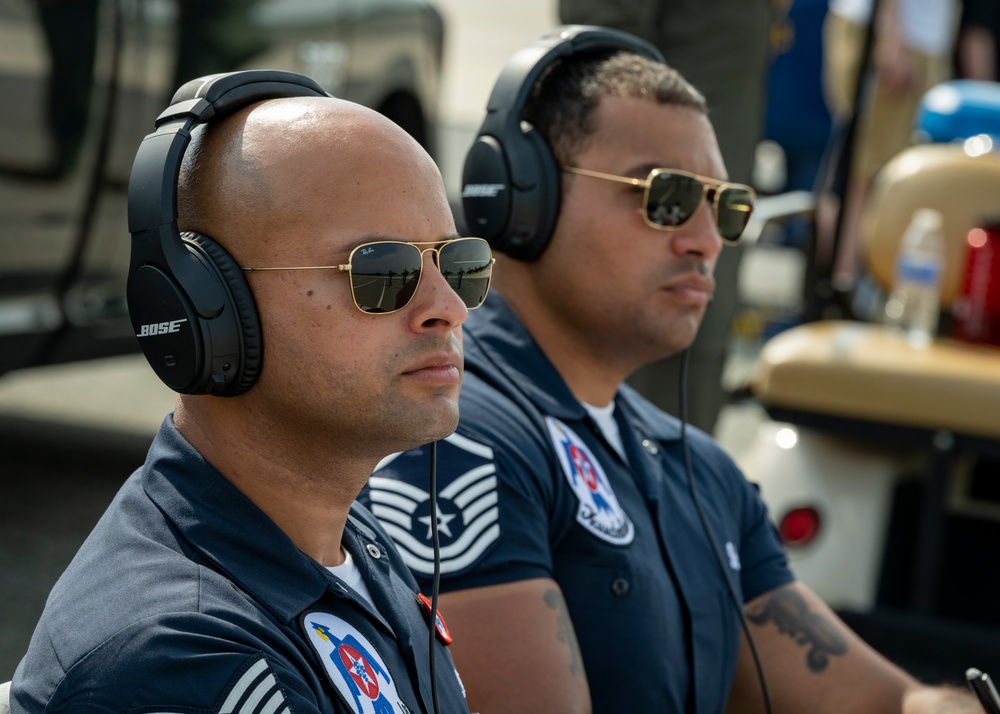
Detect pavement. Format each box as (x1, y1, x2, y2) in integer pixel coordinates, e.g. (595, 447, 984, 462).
(0, 353, 175, 441)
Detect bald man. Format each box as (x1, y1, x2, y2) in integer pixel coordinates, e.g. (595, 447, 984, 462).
(10, 78, 484, 713)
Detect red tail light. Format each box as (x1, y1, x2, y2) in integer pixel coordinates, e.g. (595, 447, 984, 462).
(779, 506, 821, 546)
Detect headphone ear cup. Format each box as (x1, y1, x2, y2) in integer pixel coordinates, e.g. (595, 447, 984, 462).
(182, 231, 262, 395)
(462, 123, 560, 261)
(514, 124, 560, 260)
(462, 135, 514, 249)
(463, 23, 668, 262)
(128, 71, 330, 397)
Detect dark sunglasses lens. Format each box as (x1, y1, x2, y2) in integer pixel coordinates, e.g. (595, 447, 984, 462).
(645, 173, 704, 227)
(717, 187, 755, 242)
(349, 243, 422, 313)
(438, 238, 494, 309)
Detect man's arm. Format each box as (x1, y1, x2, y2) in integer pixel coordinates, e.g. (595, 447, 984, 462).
(439, 577, 592, 714)
(872, 0, 916, 94)
(725, 581, 978, 713)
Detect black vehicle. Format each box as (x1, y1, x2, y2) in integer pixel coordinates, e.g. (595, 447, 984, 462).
(0, 0, 444, 376)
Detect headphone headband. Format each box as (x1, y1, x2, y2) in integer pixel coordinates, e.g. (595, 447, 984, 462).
(482, 25, 665, 127)
(126, 70, 329, 396)
(129, 71, 327, 236)
(462, 25, 664, 259)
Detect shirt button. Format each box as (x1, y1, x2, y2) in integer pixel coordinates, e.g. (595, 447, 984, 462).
(611, 577, 630, 596)
(366, 543, 381, 559)
(641, 438, 658, 455)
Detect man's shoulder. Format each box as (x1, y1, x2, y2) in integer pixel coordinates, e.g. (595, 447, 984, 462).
(14, 615, 301, 713)
(364, 415, 556, 582)
(16, 504, 315, 711)
(617, 383, 747, 486)
(456, 368, 547, 446)
(22, 477, 284, 692)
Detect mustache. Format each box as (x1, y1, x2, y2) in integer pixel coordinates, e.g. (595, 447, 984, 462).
(660, 258, 716, 302)
(664, 258, 712, 278)
(396, 332, 463, 363)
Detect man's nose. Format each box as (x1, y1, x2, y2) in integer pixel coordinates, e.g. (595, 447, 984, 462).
(406, 250, 469, 330)
(670, 201, 724, 259)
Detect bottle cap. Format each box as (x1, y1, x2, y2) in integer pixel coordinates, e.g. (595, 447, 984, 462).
(911, 207, 943, 231)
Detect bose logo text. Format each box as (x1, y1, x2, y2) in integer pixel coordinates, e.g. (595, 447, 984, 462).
(136, 319, 188, 337)
(462, 183, 506, 198)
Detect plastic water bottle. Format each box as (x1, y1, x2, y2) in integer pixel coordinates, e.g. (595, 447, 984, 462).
(883, 208, 945, 348)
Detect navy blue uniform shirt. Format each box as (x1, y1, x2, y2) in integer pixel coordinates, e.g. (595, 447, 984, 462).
(362, 295, 794, 714)
(12, 416, 468, 714)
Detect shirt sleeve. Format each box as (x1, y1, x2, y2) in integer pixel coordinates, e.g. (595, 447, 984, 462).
(685, 428, 795, 603)
(16, 614, 321, 714)
(736, 477, 797, 602)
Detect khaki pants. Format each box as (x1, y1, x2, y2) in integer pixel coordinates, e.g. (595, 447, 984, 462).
(822, 13, 951, 181)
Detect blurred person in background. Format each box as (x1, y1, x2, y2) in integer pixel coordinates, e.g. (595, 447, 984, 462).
(954, 0, 1000, 81)
(818, 0, 957, 296)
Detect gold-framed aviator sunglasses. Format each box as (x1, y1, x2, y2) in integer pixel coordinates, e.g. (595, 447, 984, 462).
(562, 166, 757, 244)
(242, 237, 495, 315)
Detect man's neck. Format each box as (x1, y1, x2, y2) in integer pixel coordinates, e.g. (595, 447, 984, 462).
(498, 289, 627, 407)
(173, 398, 374, 567)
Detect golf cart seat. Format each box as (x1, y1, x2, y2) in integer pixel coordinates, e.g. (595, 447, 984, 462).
(752, 143, 1000, 441)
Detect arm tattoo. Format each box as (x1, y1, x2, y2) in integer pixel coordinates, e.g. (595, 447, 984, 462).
(543, 588, 585, 678)
(746, 587, 848, 672)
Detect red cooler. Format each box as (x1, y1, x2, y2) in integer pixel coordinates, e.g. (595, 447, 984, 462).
(952, 222, 1000, 347)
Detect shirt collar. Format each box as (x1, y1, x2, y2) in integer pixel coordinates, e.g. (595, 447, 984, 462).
(465, 294, 682, 442)
(616, 383, 683, 443)
(141, 416, 353, 623)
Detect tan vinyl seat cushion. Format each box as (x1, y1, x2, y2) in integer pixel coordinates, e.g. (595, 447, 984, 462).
(752, 320, 1000, 439)
(752, 143, 1000, 439)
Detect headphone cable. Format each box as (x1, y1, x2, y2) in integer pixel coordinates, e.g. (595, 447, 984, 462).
(429, 439, 442, 714)
(677, 349, 773, 714)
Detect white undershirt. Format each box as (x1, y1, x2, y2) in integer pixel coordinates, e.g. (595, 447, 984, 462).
(327, 548, 375, 608)
(583, 401, 628, 464)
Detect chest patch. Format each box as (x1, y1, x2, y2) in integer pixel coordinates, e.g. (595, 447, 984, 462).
(546, 416, 634, 545)
(304, 611, 410, 713)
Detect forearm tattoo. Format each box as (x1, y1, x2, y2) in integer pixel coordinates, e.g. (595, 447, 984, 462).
(746, 587, 848, 672)
(544, 588, 585, 678)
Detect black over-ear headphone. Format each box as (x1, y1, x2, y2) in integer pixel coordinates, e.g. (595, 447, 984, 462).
(461, 25, 664, 260)
(126, 70, 329, 396)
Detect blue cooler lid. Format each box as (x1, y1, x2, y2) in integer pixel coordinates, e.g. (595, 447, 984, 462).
(915, 80, 1000, 143)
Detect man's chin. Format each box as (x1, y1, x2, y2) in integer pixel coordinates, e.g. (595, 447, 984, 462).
(638, 317, 702, 362)
(411, 401, 460, 446)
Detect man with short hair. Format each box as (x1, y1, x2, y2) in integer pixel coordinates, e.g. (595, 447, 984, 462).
(365, 28, 976, 713)
(11, 73, 487, 713)
(558, 0, 774, 433)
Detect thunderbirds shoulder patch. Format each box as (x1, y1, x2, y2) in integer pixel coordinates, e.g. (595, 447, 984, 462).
(546, 416, 634, 545)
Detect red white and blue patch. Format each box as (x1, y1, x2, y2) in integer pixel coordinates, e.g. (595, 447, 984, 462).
(417, 592, 453, 645)
(546, 416, 634, 545)
(304, 612, 409, 714)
